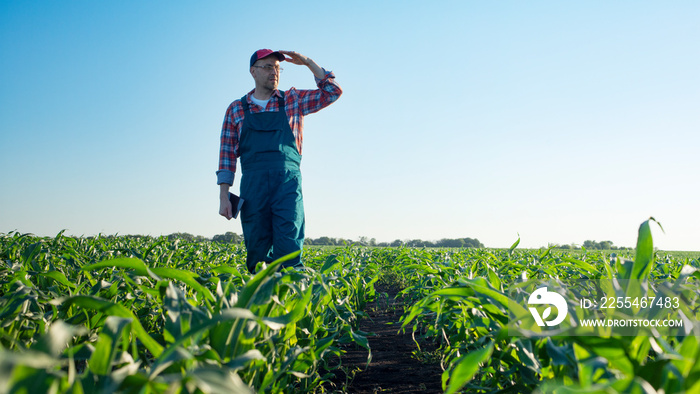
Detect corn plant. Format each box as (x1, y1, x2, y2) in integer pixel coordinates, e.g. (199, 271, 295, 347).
(399, 219, 700, 393)
(0, 232, 374, 393)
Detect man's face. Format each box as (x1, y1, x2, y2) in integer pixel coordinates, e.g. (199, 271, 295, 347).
(251, 56, 281, 91)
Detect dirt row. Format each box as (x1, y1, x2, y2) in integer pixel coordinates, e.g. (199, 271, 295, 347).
(326, 284, 444, 393)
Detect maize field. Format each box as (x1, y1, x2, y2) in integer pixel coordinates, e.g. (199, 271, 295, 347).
(1, 218, 699, 393)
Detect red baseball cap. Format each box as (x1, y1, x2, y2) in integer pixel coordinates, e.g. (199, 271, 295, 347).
(250, 49, 285, 67)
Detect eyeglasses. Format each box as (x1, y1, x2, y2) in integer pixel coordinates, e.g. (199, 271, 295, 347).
(252, 65, 283, 73)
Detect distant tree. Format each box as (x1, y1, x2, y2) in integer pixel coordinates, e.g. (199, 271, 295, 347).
(315, 236, 332, 245)
(406, 239, 433, 247)
(390, 239, 403, 247)
(579, 240, 619, 250)
(461, 237, 484, 248)
(212, 232, 243, 244)
(598, 240, 614, 250)
(583, 240, 596, 249)
(432, 238, 483, 248)
(305, 236, 358, 246)
(168, 232, 194, 242)
(436, 238, 457, 248)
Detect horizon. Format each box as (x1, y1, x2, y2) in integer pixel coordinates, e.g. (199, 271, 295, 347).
(3, 227, 685, 252)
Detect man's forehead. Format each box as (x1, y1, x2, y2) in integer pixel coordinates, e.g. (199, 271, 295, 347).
(257, 56, 280, 65)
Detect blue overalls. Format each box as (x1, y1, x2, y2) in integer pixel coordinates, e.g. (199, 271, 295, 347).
(239, 92, 304, 273)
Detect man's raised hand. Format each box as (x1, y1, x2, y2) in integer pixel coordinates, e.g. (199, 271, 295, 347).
(279, 50, 309, 65)
(279, 50, 325, 80)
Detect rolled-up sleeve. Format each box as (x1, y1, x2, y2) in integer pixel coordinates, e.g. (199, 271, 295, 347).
(216, 169, 234, 185)
(299, 70, 342, 116)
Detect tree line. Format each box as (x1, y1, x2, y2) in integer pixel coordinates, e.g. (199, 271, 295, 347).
(305, 236, 484, 248)
(165, 232, 484, 248)
(551, 240, 630, 250)
(115, 233, 627, 251)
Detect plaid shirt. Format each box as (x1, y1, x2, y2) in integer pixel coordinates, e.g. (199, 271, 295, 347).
(217, 71, 341, 185)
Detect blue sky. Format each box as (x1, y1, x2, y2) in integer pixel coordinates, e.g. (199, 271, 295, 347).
(1, 1, 698, 250)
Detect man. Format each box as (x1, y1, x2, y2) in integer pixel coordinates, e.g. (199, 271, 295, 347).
(217, 49, 342, 273)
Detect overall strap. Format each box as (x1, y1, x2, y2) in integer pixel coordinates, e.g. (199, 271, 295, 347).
(240, 95, 249, 113)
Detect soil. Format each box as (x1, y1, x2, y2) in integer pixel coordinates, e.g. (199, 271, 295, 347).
(324, 284, 444, 393)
